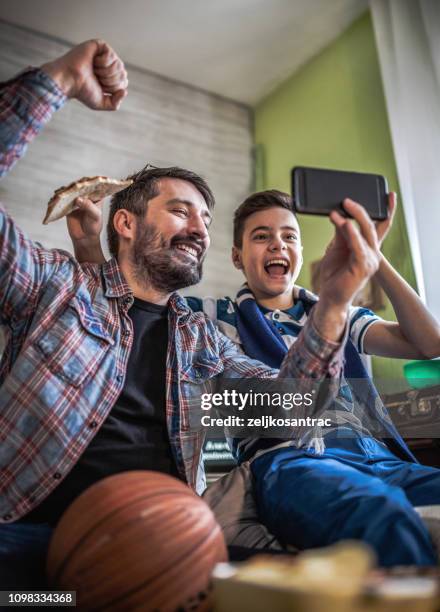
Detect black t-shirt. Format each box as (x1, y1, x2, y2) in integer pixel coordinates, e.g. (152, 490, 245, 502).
(23, 297, 179, 526)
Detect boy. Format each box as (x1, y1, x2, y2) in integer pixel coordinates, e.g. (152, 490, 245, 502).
(70, 188, 440, 566)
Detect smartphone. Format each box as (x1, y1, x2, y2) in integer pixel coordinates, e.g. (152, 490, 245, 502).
(291, 166, 389, 220)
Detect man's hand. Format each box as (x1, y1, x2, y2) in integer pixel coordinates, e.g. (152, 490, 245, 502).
(319, 199, 380, 308)
(375, 192, 397, 248)
(41, 40, 128, 111)
(67, 197, 106, 264)
(312, 199, 381, 343)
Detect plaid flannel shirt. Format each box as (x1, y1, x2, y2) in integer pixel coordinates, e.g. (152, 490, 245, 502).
(0, 68, 345, 522)
(0, 68, 66, 177)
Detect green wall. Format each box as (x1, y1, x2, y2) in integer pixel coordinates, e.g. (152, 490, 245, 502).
(254, 11, 416, 381)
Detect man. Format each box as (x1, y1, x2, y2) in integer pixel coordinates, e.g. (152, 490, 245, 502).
(0, 50, 374, 589)
(72, 189, 440, 566)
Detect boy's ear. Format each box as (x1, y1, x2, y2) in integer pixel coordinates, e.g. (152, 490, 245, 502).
(231, 246, 243, 270)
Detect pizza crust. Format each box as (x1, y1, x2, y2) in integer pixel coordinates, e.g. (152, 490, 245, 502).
(43, 176, 133, 224)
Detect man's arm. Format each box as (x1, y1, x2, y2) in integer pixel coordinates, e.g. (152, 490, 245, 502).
(0, 40, 126, 318)
(362, 194, 440, 359)
(216, 309, 344, 463)
(0, 207, 70, 325)
(218, 306, 344, 385)
(0, 68, 65, 177)
(0, 39, 128, 177)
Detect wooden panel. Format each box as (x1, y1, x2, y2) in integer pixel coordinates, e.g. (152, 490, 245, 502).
(0, 21, 252, 302)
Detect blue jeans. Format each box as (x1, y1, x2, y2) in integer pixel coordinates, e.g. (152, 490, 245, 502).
(0, 523, 53, 589)
(251, 432, 440, 567)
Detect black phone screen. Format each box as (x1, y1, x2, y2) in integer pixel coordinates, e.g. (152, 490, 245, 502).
(292, 166, 388, 221)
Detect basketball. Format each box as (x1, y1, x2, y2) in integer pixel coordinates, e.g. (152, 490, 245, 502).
(46, 471, 227, 611)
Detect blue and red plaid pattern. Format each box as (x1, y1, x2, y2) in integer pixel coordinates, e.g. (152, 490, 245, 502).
(0, 68, 66, 178)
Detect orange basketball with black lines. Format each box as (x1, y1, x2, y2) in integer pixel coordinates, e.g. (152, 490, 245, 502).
(47, 471, 227, 611)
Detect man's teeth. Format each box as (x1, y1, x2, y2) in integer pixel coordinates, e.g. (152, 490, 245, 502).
(176, 244, 198, 258)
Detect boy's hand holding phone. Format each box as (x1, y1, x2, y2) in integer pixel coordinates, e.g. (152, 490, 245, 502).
(319, 198, 381, 308)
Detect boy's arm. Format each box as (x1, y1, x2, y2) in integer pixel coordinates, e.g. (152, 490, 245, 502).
(0, 39, 128, 177)
(363, 256, 440, 358)
(67, 197, 106, 264)
(363, 194, 440, 359)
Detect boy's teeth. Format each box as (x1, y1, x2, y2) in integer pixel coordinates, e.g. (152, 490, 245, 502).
(265, 259, 288, 268)
(264, 259, 289, 277)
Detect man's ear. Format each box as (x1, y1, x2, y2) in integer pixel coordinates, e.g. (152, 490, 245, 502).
(113, 209, 136, 241)
(231, 246, 243, 270)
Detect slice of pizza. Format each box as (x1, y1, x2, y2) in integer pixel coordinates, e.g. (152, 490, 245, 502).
(43, 176, 133, 224)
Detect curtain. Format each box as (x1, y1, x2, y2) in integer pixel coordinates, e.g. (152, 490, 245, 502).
(370, 0, 440, 320)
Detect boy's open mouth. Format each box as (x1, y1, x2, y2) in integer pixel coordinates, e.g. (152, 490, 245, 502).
(264, 258, 290, 278)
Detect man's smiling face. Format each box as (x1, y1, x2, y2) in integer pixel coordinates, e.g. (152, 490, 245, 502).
(131, 177, 211, 293)
(233, 206, 303, 303)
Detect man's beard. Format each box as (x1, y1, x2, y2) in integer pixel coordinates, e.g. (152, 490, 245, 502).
(131, 222, 205, 293)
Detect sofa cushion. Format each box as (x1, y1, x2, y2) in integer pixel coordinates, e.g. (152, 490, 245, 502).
(415, 505, 440, 556)
(203, 463, 284, 553)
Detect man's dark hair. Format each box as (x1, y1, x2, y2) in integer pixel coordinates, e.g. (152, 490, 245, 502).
(107, 165, 215, 258)
(233, 189, 295, 247)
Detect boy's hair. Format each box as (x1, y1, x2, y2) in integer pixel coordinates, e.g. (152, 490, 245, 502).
(233, 189, 295, 247)
(107, 165, 215, 258)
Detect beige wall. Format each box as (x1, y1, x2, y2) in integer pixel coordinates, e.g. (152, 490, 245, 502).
(0, 21, 252, 299)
